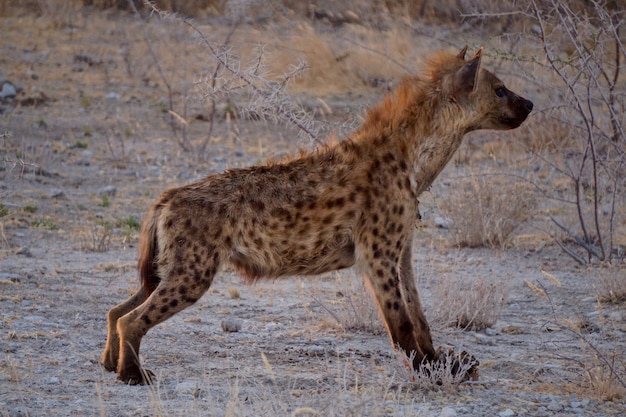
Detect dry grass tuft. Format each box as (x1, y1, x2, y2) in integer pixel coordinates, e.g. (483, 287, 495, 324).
(594, 263, 626, 304)
(439, 173, 536, 249)
(530, 272, 626, 401)
(228, 287, 241, 299)
(586, 362, 626, 401)
(431, 274, 507, 331)
(77, 222, 112, 252)
(518, 111, 576, 154)
(406, 347, 477, 388)
(316, 271, 385, 335)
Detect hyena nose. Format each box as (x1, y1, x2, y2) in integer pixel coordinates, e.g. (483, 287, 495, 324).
(524, 99, 534, 113)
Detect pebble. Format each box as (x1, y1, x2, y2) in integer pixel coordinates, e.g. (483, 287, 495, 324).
(16, 246, 32, 257)
(473, 332, 494, 345)
(440, 406, 457, 417)
(499, 409, 515, 417)
(434, 216, 452, 229)
(485, 327, 498, 336)
(7, 406, 28, 417)
(306, 345, 325, 356)
(221, 318, 241, 332)
(174, 380, 198, 393)
(47, 376, 60, 385)
(547, 400, 562, 411)
(98, 185, 117, 197)
(0, 80, 17, 100)
(77, 150, 93, 166)
(609, 311, 622, 321)
(49, 188, 64, 198)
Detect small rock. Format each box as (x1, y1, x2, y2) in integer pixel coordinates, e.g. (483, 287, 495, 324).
(473, 332, 494, 345)
(77, 150, 93, 166)
(98, 185, 117, 197)
(16, 246, 32, 257)
(106, 92, 121, 100)
(485, 327, 498, 336)
(175, 380, 198, 393)
(49, 188, 64, 198)
(434, 216, 452, 229)
(609, 311, 622, 321)
(221, 318, 241, 332)
(440, 406, 457, 417)
(306, 345, 325, 356)
(47, 376, 60, 385)
(7, 406, 28, 417)
(0, 80, 17, 100)
(499, 409, 515, 417)
(547, 400, 562, 412)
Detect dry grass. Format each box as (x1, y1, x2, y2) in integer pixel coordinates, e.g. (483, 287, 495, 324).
(517, 111, 577, 155)
(594, 262, 626, 304)
(408, 347, 477, 388)
(315, 271, 386, 335)
(529, 272, 626, 401)
(116, 353, 437, 417)
(439, 173, 536, 249)
(585, 360, 626, 401)
(430, 273, 507, 331)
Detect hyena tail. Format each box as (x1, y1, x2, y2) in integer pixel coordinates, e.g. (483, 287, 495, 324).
(138, 204, 161, 296)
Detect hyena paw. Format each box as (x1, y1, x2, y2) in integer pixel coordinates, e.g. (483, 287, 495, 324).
(118, 367, 155, 385)
(434, 346, 479, 382)
(101, 351, 118, 373)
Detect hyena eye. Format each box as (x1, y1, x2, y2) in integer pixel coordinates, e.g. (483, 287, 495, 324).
(495, 87, 506, 97)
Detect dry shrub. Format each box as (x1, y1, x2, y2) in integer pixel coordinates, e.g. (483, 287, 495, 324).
(430, 274, 506, 331)
(518, 111, 576, 154)
(530, 273, 626, 401)
(280, 22, 413, 95)
(585, 360, 626, 401)
(316, 271, 385, 335)
(439, 174, 536, 249)
(381, 0, 465, 22)
(77, 222, 112, 252)
(595, 262, 626, 304)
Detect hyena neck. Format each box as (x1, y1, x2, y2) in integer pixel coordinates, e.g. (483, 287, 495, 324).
(353, 77, 469, 196)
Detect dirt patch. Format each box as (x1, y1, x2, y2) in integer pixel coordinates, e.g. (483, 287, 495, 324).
(1, 6, 624, 417)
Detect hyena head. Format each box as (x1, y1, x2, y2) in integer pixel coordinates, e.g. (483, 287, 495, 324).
(432, 46, 533, 132)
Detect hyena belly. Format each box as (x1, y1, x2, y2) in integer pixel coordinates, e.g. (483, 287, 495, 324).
(161, 164, 360, 281)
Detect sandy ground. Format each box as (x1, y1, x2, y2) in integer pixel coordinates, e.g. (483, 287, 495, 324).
(1, 7, 625, 417)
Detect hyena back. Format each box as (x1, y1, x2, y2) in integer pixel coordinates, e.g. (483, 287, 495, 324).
(102, 46, 533, 385)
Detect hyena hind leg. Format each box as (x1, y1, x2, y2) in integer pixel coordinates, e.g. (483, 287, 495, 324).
(115, 256, 220, 384)
(101, 287, 150, 372)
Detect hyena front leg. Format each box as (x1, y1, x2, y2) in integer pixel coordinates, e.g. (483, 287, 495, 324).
(361, 246, 432, 366)
(399, 241, 479, 380)
(397, 241, 436, 362)
(102, 287, 150, 372)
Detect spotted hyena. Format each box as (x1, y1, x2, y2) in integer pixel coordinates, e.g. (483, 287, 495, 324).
(102, 46, 533, 385)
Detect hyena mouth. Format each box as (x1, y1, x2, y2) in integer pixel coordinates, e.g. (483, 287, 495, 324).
(503, 98, 534, 128)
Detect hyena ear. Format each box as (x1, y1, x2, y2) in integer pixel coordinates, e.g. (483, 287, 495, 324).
(453, 47, 483, 95)
(457, 45, 468, 60)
